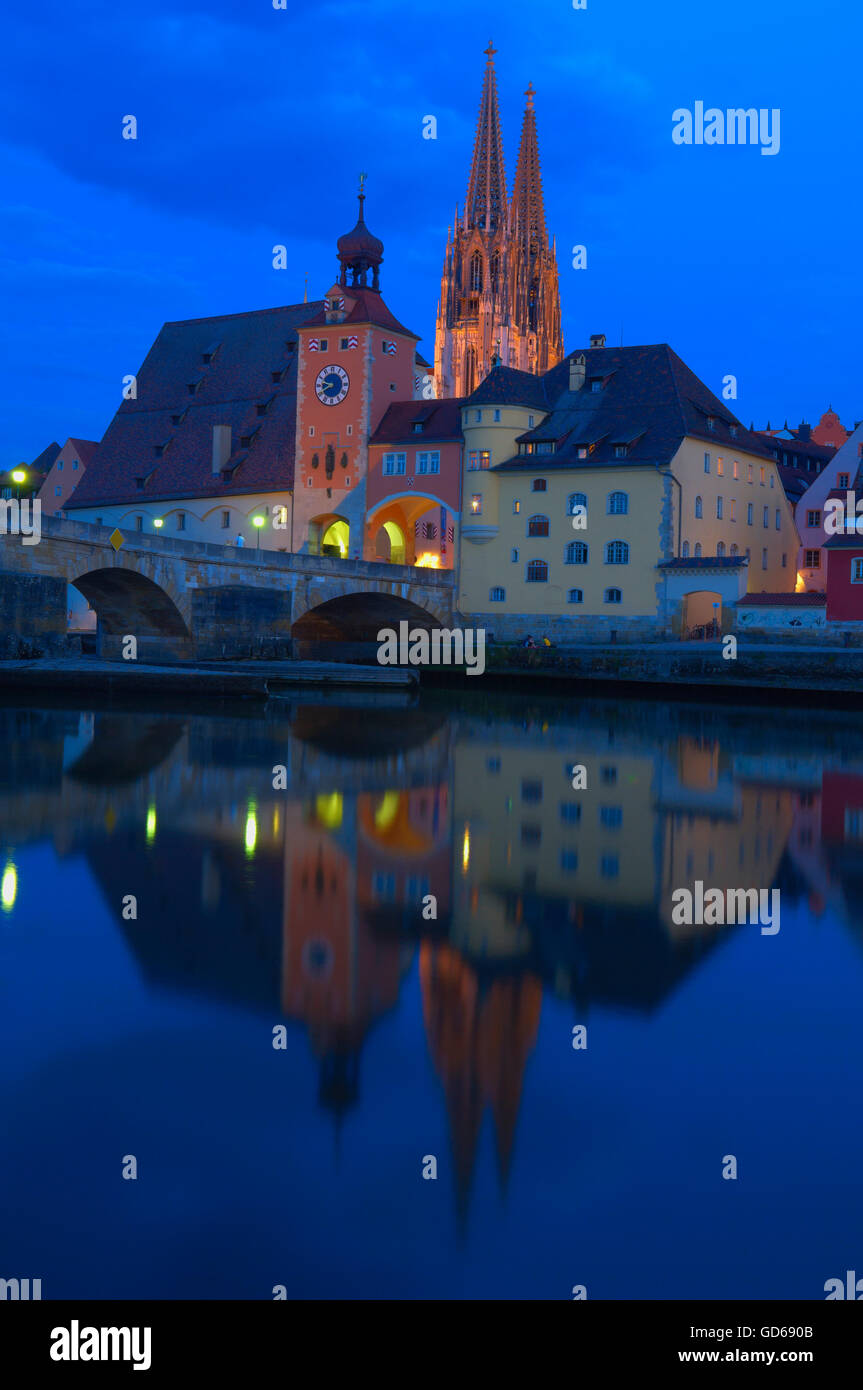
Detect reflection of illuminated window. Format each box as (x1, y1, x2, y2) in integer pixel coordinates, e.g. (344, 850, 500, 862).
(844, 809, 863, 841)
(520, 824, 542, 847)
(600, 766, 617, 786)
(600, 806, 622, 829)
(560, 849, 578, 872)
(560, 802, 581, 824)
(600, 853, 619, 878)
(372, 872, 397, 899)
(406, 875, 430, 898)
(521, 779, 543, 804)
(487, 757, 501, 774)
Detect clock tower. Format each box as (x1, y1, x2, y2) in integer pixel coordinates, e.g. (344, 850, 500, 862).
(294, 183, 420, 559)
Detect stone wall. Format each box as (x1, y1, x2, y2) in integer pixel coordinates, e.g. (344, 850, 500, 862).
(462, 608, 666, 644)
(0, 570, 70, 658)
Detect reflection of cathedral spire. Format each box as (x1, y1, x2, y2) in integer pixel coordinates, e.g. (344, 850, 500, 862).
(420, 942, 541, 1223)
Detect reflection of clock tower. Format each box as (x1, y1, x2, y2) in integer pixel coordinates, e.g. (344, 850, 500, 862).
(294, 182, 421, 559)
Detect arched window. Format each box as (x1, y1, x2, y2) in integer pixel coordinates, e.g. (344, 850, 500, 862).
(730, 543, 738, 555)
(604, 587, 622, 604)
(470, 251, 484, 292)
(568, 588, 583, 604)
(565, 541, 589, 564)
(607, 491, 628, 515)
(527, 514, 549, 537)
(526, 559, 548, 583)
(532, 478, 547, 492)
(681, 541, 690, 558)
(605, 540, 629, 564)
(464, 347, 477, 396)
(694, 542, 702, 558)
(568, 492, 587, 516)
(695, 495, 703, 518)
(717, 541, 726, 558)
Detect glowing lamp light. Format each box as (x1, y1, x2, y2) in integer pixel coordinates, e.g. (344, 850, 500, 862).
(244, 805, 258, 856)
(153, 518, 164, 529)
(1, 861, 17, 912)
(470, 496, 481, 513)
(11, 469, 26, 484)
(462, 825, 470, 874)
(415, 552, 441, 569)
(145, 806, 157, 843)
(253, 515, 265, 528)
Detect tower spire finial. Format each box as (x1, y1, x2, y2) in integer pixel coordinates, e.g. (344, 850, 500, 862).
(464, 44, 507, 232)
(484, 39, 496, 61)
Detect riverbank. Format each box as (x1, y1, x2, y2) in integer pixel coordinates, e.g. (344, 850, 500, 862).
(0, 658, 417, 699)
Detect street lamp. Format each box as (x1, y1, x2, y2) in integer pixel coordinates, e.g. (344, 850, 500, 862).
(153, 518, 164, 529)
(253, 514, 265, 549)
(11, 468, 26, 501)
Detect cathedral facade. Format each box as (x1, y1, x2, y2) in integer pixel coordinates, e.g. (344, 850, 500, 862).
(433, 45, 564, 400)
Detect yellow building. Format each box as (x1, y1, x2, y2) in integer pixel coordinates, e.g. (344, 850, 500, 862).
(457, 342, 799, 640)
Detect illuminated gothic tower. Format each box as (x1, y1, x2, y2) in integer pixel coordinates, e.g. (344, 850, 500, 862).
(434, 45, 563, 399)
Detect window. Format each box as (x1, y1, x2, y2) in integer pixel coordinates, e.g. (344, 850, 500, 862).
(470, 494, 482, 514)
(536, 441, 555, 455)
(600, 806, 622, 829)
(704, 453, 711, 473)
(568, 492, 587, 517)
(513, 500, 521, 514)
(681, 541, 690, 557)
(340, 337, 350, 350)
(781, 553, 786, 567)
(731, 544, 739, 556)
(607, 491, 628, 515)
(770, 474, 774, 488)
(706, 416, 717, 431)
(747, 463, 753, 483)
(72, 460, 78, 470)
(528, 415, 535, 427)
(600, 853, 619, 878)
(136, 515, 143, 531)
(467, 449, 490, 470)
(730, 499, 736, 521)
(601, 766, 617, 785)
(613, 445, 627, 459)
(775, 509, 781, 530)
(532, 478, 547, 492)
(745, 547, 750, 560)
(839, 472, 850, 488)
(309, 425, 315, 436)
(577, 447, 588, 459)
(560, 802, 582, 824)
(694, 543, 702, 558)
(511, 548, 519, 563)
(760, 467, 766, 485)
(762, 547, 768, 570)
(490, 586, 506, 602)
(730, 425, 738, 439)
(417, 451, 440, 474)
(717, 457, 724, 477)
(412, 421, 424, 434)
(733, 460, 739, 479)
(526, 559, 548, 582)
(565, 540, 589, 564)
(590, 378, 602, 393)
(372, 872, 396, 900)
(383, 452, 406, 475)
(521, 824, 542, 847)
(347, 424, 352, 436)
(695, 495, 703, 518)
(717, 496, 723, 519)
(222, 510, 230, 528)
(605, 539, 629, 564)
(805, 549, 821, 568)
(717, 541, 726, 558)
(56, 460, 64, 471)
(521, 779, 543, 804)
(474, 409, 482, 423)
(852, 558, 863, 583)
(493, 409, 501, 422)
(560, 849, 578, 873)
(761, 506, 769, 528)
(470, 251, 483, 292)
(54, 485, 61, 496)
(567, 588, 583, 603)
(807, 510, 821, 527)
(487, 757, 501, 773)
(747, 503, 753, 525)
(604, 587, 622, 603)
(528, 514, 549, 537)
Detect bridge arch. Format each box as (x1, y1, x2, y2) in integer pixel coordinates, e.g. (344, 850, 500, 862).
(71, 567, 190, 636)
(292, 588, 446, 646)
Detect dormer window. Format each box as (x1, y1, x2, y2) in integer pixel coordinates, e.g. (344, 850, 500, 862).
(613, 444, 627, 459)
(536, 441, 554, 455)
(590, 378, 602, 393)
(730, 424, 738, 438)
(706, 416, 717, 431)
(412, 421, 424, 434)
(577, 447, 588, 459)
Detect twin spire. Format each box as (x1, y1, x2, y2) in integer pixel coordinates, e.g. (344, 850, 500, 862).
(463, 42, 549, 249)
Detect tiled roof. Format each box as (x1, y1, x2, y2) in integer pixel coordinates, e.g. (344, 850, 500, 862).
(737, 592, 826, 605)
(67, 301, 325, 508)
(465, 364, 550, 409)
(370, 398, 465, 445)
(490, 344, 776, 471)
(300, 287, 418, 338)
(824, 535, 863, 550)
(30, 441, 61, 472)
(67, 438, 99, 466)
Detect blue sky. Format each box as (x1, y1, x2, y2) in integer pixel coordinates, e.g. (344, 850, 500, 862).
(2, 0, 860, 465)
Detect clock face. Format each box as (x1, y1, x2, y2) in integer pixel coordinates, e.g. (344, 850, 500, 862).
(315, 364, 349, 406)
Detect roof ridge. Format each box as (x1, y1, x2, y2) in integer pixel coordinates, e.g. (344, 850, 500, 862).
(162, 301, 326, 327)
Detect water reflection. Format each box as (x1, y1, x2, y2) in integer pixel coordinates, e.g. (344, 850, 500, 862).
(2, 692, 863, 1287)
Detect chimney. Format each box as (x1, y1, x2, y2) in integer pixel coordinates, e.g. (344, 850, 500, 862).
(569, 354, 586, 392)
(212, 424, 231, 475)
(589, 333, 606, 349)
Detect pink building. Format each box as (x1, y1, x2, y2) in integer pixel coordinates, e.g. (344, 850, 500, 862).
(795, 423, 863, 590)
(38, 437, 97, 514)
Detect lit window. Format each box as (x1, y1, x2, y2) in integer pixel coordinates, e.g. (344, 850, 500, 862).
(604, 587, 622, 603)
(513, 500, 521, 514)
(730, 499, 736, 521)
(733, 460, 739, 479)
(526, 559, 548, 582)
(490, 586, 506, 602)
(605, 540, 629, 564)
(747, 463, 753, 483)
(760, 467, 766, 484)
(717, 457, 724, 477)
(607, 491, 628, 514)
(470, 494, 482, 514)
(467, 449, 490, 470)
(565, 541, 588, 564)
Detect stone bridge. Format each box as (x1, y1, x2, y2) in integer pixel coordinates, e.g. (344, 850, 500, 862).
(0, 514, 455, 660)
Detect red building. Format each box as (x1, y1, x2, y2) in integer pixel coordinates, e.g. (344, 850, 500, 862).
(824, 534, 863, 621)
(366, 399, 464, 568)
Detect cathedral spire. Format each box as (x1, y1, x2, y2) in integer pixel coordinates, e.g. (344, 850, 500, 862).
(510, 82, 548, 259)
(464, 42, 508, 233)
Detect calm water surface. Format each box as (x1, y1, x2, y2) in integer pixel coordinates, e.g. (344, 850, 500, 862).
(1, 688, 862, 1300)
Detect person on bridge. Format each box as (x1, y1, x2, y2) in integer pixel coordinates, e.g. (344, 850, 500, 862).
(235, 534, 245, 547)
